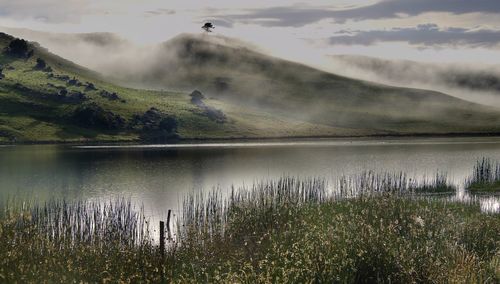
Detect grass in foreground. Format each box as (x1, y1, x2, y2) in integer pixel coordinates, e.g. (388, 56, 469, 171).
(1, 176, 498, 283)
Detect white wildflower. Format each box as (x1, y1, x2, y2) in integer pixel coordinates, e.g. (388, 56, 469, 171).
(414, 216, 425, 227)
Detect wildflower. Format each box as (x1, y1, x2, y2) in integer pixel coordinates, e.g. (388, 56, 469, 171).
(414, 216, 425, 227)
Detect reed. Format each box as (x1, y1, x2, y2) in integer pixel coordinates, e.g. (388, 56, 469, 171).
(2, 198, 151, 248)
(337, 170, 455, 197)
(417, 171, 456, 193)
(0, 168, 497, 282)
(466, 158, 500, 192)
(170, 175, 497, 283)
(0, 198, 161, 282)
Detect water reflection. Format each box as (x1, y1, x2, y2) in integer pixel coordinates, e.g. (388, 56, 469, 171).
(1, 137, 500, 216)
(480, 197, 500, 213)
(452, 190, 500, 214)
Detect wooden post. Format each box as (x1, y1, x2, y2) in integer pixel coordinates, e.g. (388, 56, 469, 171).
(166, 209, 172, 240)
(159, 221, 165, 257)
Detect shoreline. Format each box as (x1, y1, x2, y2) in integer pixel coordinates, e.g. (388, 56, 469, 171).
(2, 132, 500, 146)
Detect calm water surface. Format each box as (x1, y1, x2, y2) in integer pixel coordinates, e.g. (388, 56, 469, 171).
(1, 137, 500, 218)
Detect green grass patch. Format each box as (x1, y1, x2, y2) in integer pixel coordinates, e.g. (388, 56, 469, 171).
(174, 197, 498, 283)
(469, 181, 500, 193)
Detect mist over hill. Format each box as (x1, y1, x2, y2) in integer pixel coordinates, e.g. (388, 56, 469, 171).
(329, 55, 500, 108)
(0, 31, 383, 143)
(0, 26, 153, 78)
(5, 26, 500, 109)
(1, 28, 500, 142)
(89, 33, 500, 134)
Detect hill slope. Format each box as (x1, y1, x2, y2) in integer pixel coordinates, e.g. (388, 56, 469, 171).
(0, 32, 374, 143)
(111, 33, 500, 134)
(0, 32, 500, 143)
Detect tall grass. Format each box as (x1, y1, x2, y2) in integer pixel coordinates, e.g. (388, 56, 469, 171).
(466, 158, 500, 192)
(2, 198, 150, 248)
(171, 176, 497, 283)
(0, 168, 498, 282)
(337, 170, 454, 197)
(418, 171, 456, 193)
(179, 177, 327, 243)
(0, 199, 159, 282)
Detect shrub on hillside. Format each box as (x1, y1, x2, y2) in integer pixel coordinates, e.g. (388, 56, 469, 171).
(34, 58, 52, 72)
(188, 90, 226, 123)
(35, 58, 46, 69)
(99, 90, 125, 102)
(68, 77, 83, 86)
(190, 90, 205, 105)
(132, 107, 179, 141)
(72, 103, 125, 130)
(85, 82, 97, 91)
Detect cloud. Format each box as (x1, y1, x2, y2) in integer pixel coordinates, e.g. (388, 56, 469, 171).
(219, 6, 332, 28)
(201, 19, 233, 28)
(220, 0, 500, 27)
(0, 0, 90, 23)
(328, 24, 500, 47)
(145, 8, 176, 17)
(330, 0, 500, 22)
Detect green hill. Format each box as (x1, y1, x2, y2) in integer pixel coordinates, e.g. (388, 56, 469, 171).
(0, 32, 500, 143)
(0, 32, 371, 143)
(114, 33, 500, 135)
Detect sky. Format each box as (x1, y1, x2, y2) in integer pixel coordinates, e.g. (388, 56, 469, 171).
(1, 0, 500, 67)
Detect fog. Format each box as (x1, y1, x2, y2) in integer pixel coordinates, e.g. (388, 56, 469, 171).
(0, 26, 166, 84)
(2, 26, 500, 110)
(327, 55, 500, 108)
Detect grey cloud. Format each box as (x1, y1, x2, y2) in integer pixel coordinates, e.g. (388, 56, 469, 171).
(328, 24, 500, 47)
(73, 32, 130, 47)
(221, 7, 332, 27)
(145, 9, 176, 17)
(0, 0, 90, 23)
(331, 0, 500, 22)
(221, 0, 500, 27)
(202, 19, 234, 28)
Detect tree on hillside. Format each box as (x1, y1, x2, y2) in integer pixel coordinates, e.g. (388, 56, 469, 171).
(190, 90, 205, 105)
(5, 39, 31, 58)
(202, 22, 215, 32)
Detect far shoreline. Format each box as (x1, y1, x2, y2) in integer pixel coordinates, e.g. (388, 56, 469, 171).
(2, 132, 500, 146)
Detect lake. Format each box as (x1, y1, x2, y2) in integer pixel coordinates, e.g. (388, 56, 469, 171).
(1, 137, 500, 220)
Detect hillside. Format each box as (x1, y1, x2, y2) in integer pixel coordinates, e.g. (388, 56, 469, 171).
(0, 32, 500, 143)
(112, 33, 500, 134)
(0, 32, 372, 143)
